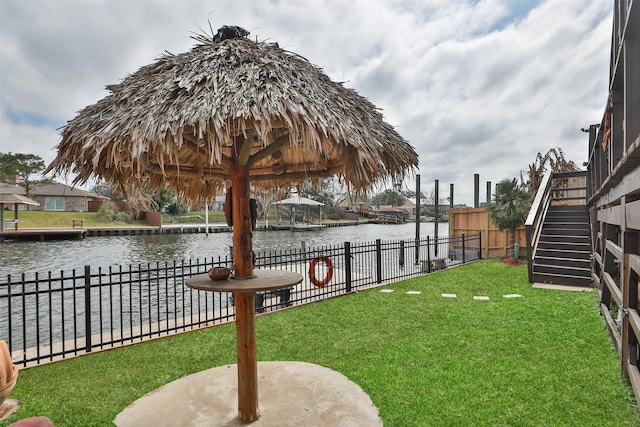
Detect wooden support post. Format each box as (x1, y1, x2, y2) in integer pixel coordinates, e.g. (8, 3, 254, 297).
(449, 183, 454, 209)
(484, 209, 490, 259)
(434, 179, 439, 257)
(622, 196, 628, 378)
(474, 174, 480, 208)
(232, 156, 253, 278)
(621, 195, 639, 378)
(486, 181, 492, 205)
(235, 292, 258, 423)
(602, 222, 618, 308)
(448, 183, 454, 243)
(230, 133, 259, 423)
(231, 135, 253, 279)
(415, 175, 420, 265)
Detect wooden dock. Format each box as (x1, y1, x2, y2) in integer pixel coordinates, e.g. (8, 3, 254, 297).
(267, 221, 359, 231)
(0, 221, 362, 241)
(291, 224, 325, 231)
(0, 227, 87, 242)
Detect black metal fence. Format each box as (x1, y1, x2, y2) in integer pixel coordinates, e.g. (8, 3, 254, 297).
(1, 232, 481, 367)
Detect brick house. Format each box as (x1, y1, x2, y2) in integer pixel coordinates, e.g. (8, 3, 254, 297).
(30, 183, 108, 212)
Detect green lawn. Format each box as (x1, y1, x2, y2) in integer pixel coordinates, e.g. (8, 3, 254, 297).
(5, 210, 223, 228)
(6, 210, 359, 228)
(3, 260, 638, 426)
(161, 210, 227, 224)
(4, 211, 148, 228)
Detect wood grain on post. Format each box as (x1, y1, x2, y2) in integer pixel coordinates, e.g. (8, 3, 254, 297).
(235, 292, 258, 423)
(231, 134, 259, 423)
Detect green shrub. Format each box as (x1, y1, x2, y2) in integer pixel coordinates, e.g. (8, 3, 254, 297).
(115, 211, 133, 224)
(96, 201, 132, 224)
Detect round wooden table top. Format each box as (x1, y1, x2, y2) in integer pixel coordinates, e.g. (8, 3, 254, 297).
(185, 269, 303, 293)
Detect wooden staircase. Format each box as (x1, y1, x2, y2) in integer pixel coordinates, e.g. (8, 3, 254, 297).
(530, 205, 591, 286)
(525, 171, 592, 287)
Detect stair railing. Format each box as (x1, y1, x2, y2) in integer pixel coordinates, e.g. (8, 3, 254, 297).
(525, 170, 553, 283)
(549, 171, 587, 206)
(525, 171, 588, 282)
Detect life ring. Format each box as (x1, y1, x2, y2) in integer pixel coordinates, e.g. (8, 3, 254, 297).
(309, 256, 333, 287)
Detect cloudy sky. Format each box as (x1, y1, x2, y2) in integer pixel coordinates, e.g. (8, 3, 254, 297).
(0, 0, 612, 205)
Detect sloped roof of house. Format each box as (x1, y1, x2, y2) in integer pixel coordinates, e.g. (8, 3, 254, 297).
(402, 198, 416, 208)
(0, 183, 27, 196)
(336, 194, 369, 208)
(31, 182, 105, 198)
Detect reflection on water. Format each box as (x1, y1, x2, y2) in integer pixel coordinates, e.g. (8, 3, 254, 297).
(0, 222, 448, 278)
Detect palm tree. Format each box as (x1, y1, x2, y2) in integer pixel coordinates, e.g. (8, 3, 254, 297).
(487, 178, 532, 258)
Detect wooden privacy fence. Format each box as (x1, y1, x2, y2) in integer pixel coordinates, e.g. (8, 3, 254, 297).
(448, 208, 526, 259)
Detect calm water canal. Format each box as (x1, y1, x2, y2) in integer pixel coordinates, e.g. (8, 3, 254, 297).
(0, 222, 449, 278)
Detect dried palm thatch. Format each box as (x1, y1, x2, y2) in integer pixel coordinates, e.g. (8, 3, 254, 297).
(48, 27, 418, 425)
(47, 30, 418, 203)
(521, 147, 581, 194)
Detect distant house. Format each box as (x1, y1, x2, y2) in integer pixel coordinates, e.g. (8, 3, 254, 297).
(335, 194, 369, 213)
(212, 195, 226, 211)
(401, 198, 417, 215)
(419, 197, 454, 219)
(30, 183, 108, 212)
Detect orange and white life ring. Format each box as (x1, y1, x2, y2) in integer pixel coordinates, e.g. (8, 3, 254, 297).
(309, 256, 333, 287)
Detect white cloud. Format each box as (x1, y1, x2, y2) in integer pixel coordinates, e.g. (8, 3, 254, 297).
(0, 0, 612, 205)
(0, 106, 60, 167)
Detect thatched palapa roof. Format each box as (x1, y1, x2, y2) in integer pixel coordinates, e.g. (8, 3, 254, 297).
(48, 28, 418, 202)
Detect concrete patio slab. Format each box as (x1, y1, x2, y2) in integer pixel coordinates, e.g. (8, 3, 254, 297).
(114, 361, 382, 427)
